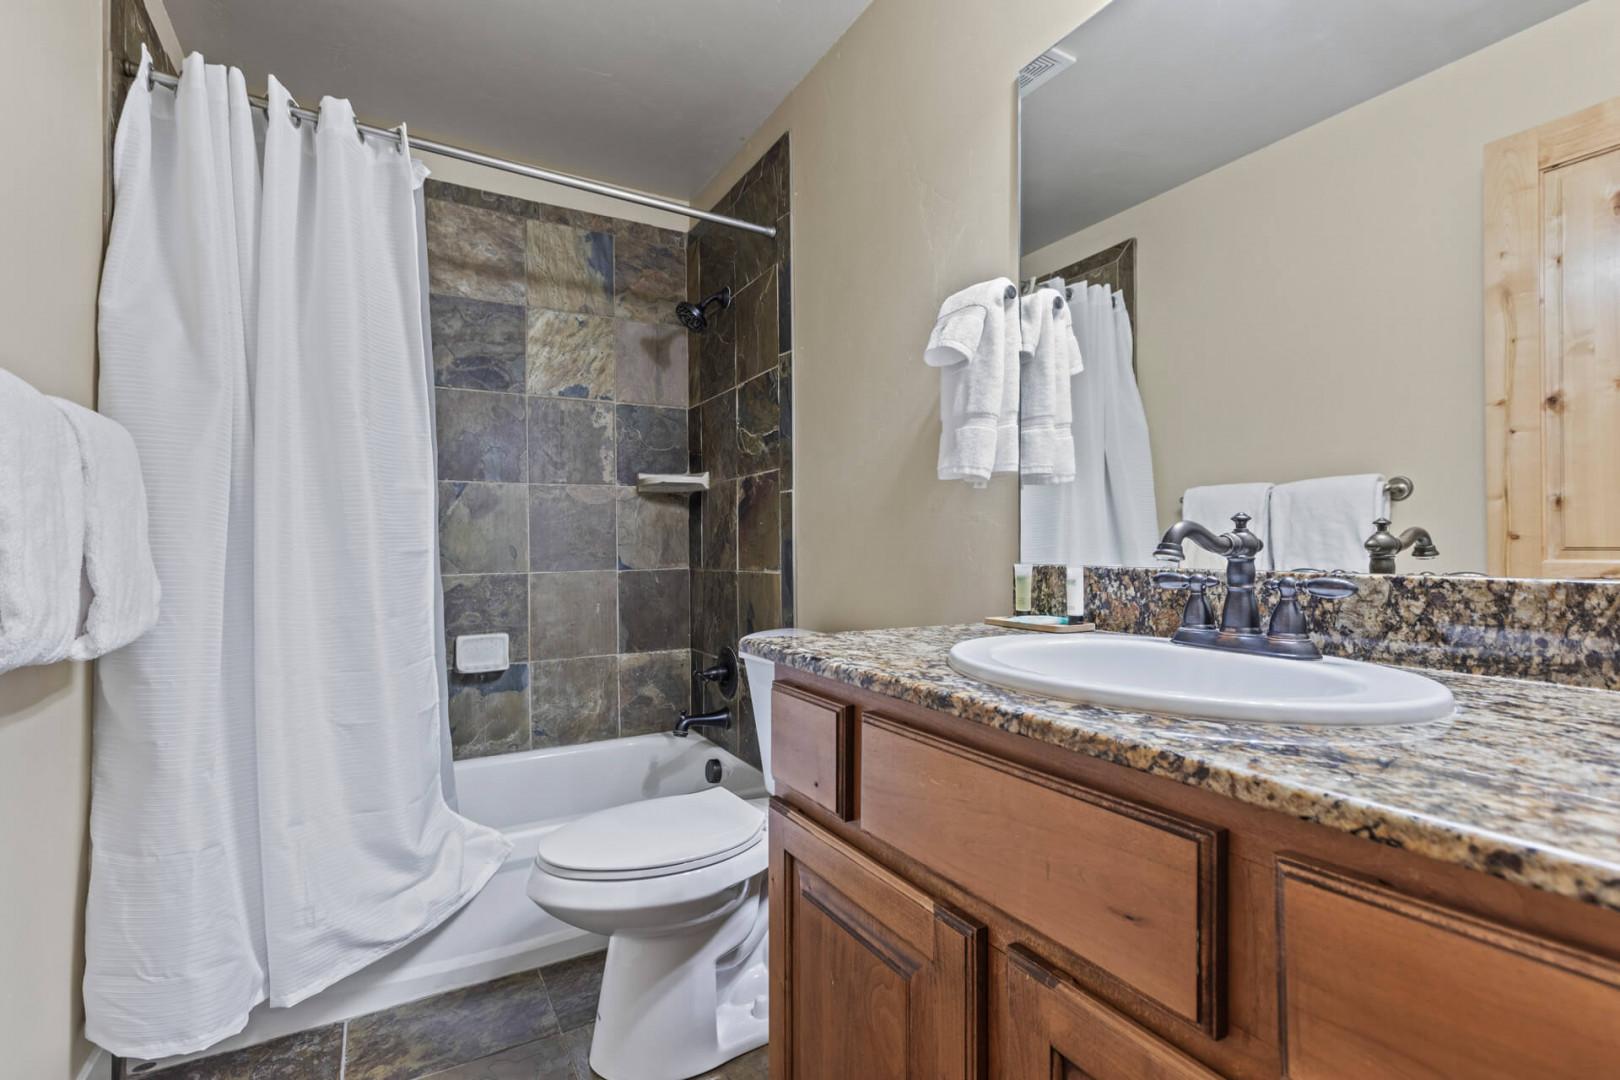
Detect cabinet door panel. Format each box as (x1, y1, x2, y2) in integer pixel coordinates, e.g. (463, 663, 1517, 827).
(999, 946, 1223, 1079)
(769, 802, 985, 1080)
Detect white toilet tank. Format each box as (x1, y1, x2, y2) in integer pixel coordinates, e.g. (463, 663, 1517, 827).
(739, 629, 810, 796)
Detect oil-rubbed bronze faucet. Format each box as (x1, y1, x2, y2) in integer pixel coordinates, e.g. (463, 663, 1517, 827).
(1364, 517, 1439, 574)
(1152, 513, 1356, 660)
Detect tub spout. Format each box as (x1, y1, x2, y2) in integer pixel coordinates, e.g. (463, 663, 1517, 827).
(672, 708, 731, 737)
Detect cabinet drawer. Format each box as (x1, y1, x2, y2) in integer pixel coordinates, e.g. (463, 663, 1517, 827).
(1277, 857, 1620, 1078)
(771, 685, 854, 819)
(1000, 946, 1222, 1079)
(859, 716, 1224, 1032)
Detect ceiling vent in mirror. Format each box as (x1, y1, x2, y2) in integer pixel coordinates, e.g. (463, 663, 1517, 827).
(1017, 47, 1075, 97)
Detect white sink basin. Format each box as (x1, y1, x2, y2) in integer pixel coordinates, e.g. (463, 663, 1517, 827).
(948, 632, 1455, 726)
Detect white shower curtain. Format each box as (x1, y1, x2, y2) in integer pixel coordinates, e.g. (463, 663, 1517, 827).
(1021, 282, 1159, 574)
(86, 50, 509, 1059)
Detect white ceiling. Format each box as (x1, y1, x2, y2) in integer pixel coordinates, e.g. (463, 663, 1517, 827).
(162, 0, 872, 201)
(1021, 0, 1587, 251)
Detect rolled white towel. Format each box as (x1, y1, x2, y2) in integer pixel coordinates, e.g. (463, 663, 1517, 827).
(0, 369, 85, 674)
(926, 277, 1018, 487)
(50, 398, 161, 660)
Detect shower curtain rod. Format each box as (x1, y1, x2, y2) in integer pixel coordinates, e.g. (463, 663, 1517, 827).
(126, 62, 777, 238)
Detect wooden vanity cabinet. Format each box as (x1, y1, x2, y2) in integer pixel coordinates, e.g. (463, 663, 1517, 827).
(766, 672, 1620, 1079)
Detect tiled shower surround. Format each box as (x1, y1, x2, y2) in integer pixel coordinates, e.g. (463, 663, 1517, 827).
(427, 179, 695, 758)
(687, 136, 794, 770)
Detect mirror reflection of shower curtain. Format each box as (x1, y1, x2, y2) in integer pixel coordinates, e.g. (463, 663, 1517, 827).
(1021, 282, 1159, 583)
(86, 48, 508, 1060)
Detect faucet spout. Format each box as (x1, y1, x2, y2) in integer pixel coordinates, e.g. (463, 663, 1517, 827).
(1153, 519, 1234, 563)
(672, 707, 731, 738)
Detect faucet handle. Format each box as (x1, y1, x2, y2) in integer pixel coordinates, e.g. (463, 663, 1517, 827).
(1300, 576, 1358, 601)
(1153, 571, 1193, 591)
(1156, 571, 1217, 630)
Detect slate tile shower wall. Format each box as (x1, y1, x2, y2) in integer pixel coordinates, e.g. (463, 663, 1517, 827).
(687, 136, 794, 770)
(427, 180, 694, 759)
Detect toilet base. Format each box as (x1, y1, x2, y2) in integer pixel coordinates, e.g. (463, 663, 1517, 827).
(588, 875, 769, 1080)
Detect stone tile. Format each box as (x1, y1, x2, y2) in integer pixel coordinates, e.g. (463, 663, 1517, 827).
(734, 268, 779, 385)
(144, 1024, 342, 1079)
(615, 405, 687, 485)
(527, 221, 613, 316)
(696, 311, 736, 404)
(619, 569, 691, 654)
(562, 1026, 595, 1079)
(738, 572, 782, 639)
(530, 657, 618, 747)
(529, 398, 615, 485)
(616, 489, 689, 570)
(619, 650, 691, 736)
(425, 180, 618, 234)
(414, 1030, 579, 1080)
(449, 664, 530, 759)
(737, 471, 780, 572)
(736, 686, 761, 772)
(436, 388, 527, 483)
(736, 368, 779, 476)
(526, 309, 616, 400)
(344, 970, 558, 1080)
(697, 390, 738, 480)
(530, 486, 617, 572)
(529, 572, 618, 661)
(698, 1045, 770, 1080)
(431, 295, 527, 392)
(614, 225, 686, 325)
(426, 200, 525, 305)
(696, 227, 737, 311)
(440, 482, 528, 574)
(779, 351, 794, 489)
(540, 949, 608, 1031)
(443, 573, 529, 662)
(781, 491, 795, 628)
(614, 320, 688, 408)
(777, 214, 793, 354)
(692, 570, 738, 659)
(698, 479, 738, 571)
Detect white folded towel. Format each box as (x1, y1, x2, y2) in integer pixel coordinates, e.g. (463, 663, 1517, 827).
(925, 277, 1020, 487)
(1018, 288, 1078, 484)
(0, 369, 85, 674)
(1051, 291, 1083, 483)
(50, 398, 161, 660)
(1268, 474, 1388, 573)
(1180, 482, 1273, 570)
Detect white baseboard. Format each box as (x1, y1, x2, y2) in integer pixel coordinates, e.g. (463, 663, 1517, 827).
(75, 1047, 111, 1080)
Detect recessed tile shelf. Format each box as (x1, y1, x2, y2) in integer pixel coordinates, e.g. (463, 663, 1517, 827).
(636, 471, 710, 494)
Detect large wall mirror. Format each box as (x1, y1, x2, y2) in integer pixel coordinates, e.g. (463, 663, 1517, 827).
(1017, 0, 1620, 580)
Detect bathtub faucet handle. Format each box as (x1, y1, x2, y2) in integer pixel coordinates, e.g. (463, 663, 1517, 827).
(693, 646, 739, 701)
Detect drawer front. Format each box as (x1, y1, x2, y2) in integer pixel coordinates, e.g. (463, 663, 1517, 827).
(771, 684, 853, 819)
(859, 716, 1224, 1031)
(1000, 947, 1222, 1079)
(1278, 857, 1620, 1079)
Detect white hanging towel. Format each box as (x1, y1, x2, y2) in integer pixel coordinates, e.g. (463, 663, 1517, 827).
(925, 277, 1019, 486)
(48, 398, 161, 660)
(1269, 474, 1388, 572)
(1180, 482, 1274, 570)
(1101, 290, 1158, 563)
(0, 368, 84, 674)
(87, 49, 508, 1059)
(1017, 288, 1072, 484)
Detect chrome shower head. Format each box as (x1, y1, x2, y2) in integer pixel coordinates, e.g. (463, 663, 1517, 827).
(675, 287, 732, 333)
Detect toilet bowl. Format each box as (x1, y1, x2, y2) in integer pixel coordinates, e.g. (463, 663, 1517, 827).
(526, 629, 805, 1080)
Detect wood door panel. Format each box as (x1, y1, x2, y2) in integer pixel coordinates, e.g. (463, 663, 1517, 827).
(1277, 857, 1620, 1079)
(1486, 94, 1620, 577)
(769, 802, 986, 1080)
(1000, 946, 1224, 1079)
(858, 715, 1225, 1032)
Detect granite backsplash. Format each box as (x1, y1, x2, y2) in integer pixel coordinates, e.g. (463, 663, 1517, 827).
(1085, 565, 1620, 690)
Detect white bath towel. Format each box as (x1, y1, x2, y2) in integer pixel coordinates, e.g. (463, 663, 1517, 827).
(1051, 292, 1083, 483)
(49, 398, 161, 660)
(926, 277, 1019, 486)
(1180, 482, 1273, 570)
(1017, 288, 1067, 483)
(0, 368, 85, 673)
(1269, 474, 1389, 572)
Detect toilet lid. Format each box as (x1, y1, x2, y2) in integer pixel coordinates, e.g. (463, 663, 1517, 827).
(534, 787, 766, 881)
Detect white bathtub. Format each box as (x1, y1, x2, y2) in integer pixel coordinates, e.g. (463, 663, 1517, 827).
(142, 734, 766, 1070)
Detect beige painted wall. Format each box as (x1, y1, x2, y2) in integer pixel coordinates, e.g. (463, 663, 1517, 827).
(0, 1, 107, 1077)
(694, 0, 1110, 631)
(1025, 0, 1620, 575)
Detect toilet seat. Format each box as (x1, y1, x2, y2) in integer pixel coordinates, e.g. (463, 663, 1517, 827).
(535, 788, 766, 882)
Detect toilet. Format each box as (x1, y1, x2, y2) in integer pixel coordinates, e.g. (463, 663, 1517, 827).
(526, 629, 805, 1080)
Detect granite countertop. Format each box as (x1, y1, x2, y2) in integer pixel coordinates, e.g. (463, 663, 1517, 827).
(744, 624, 1620, 912)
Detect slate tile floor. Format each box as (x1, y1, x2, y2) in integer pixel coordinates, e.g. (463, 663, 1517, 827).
(131, 950, 767, 1080)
